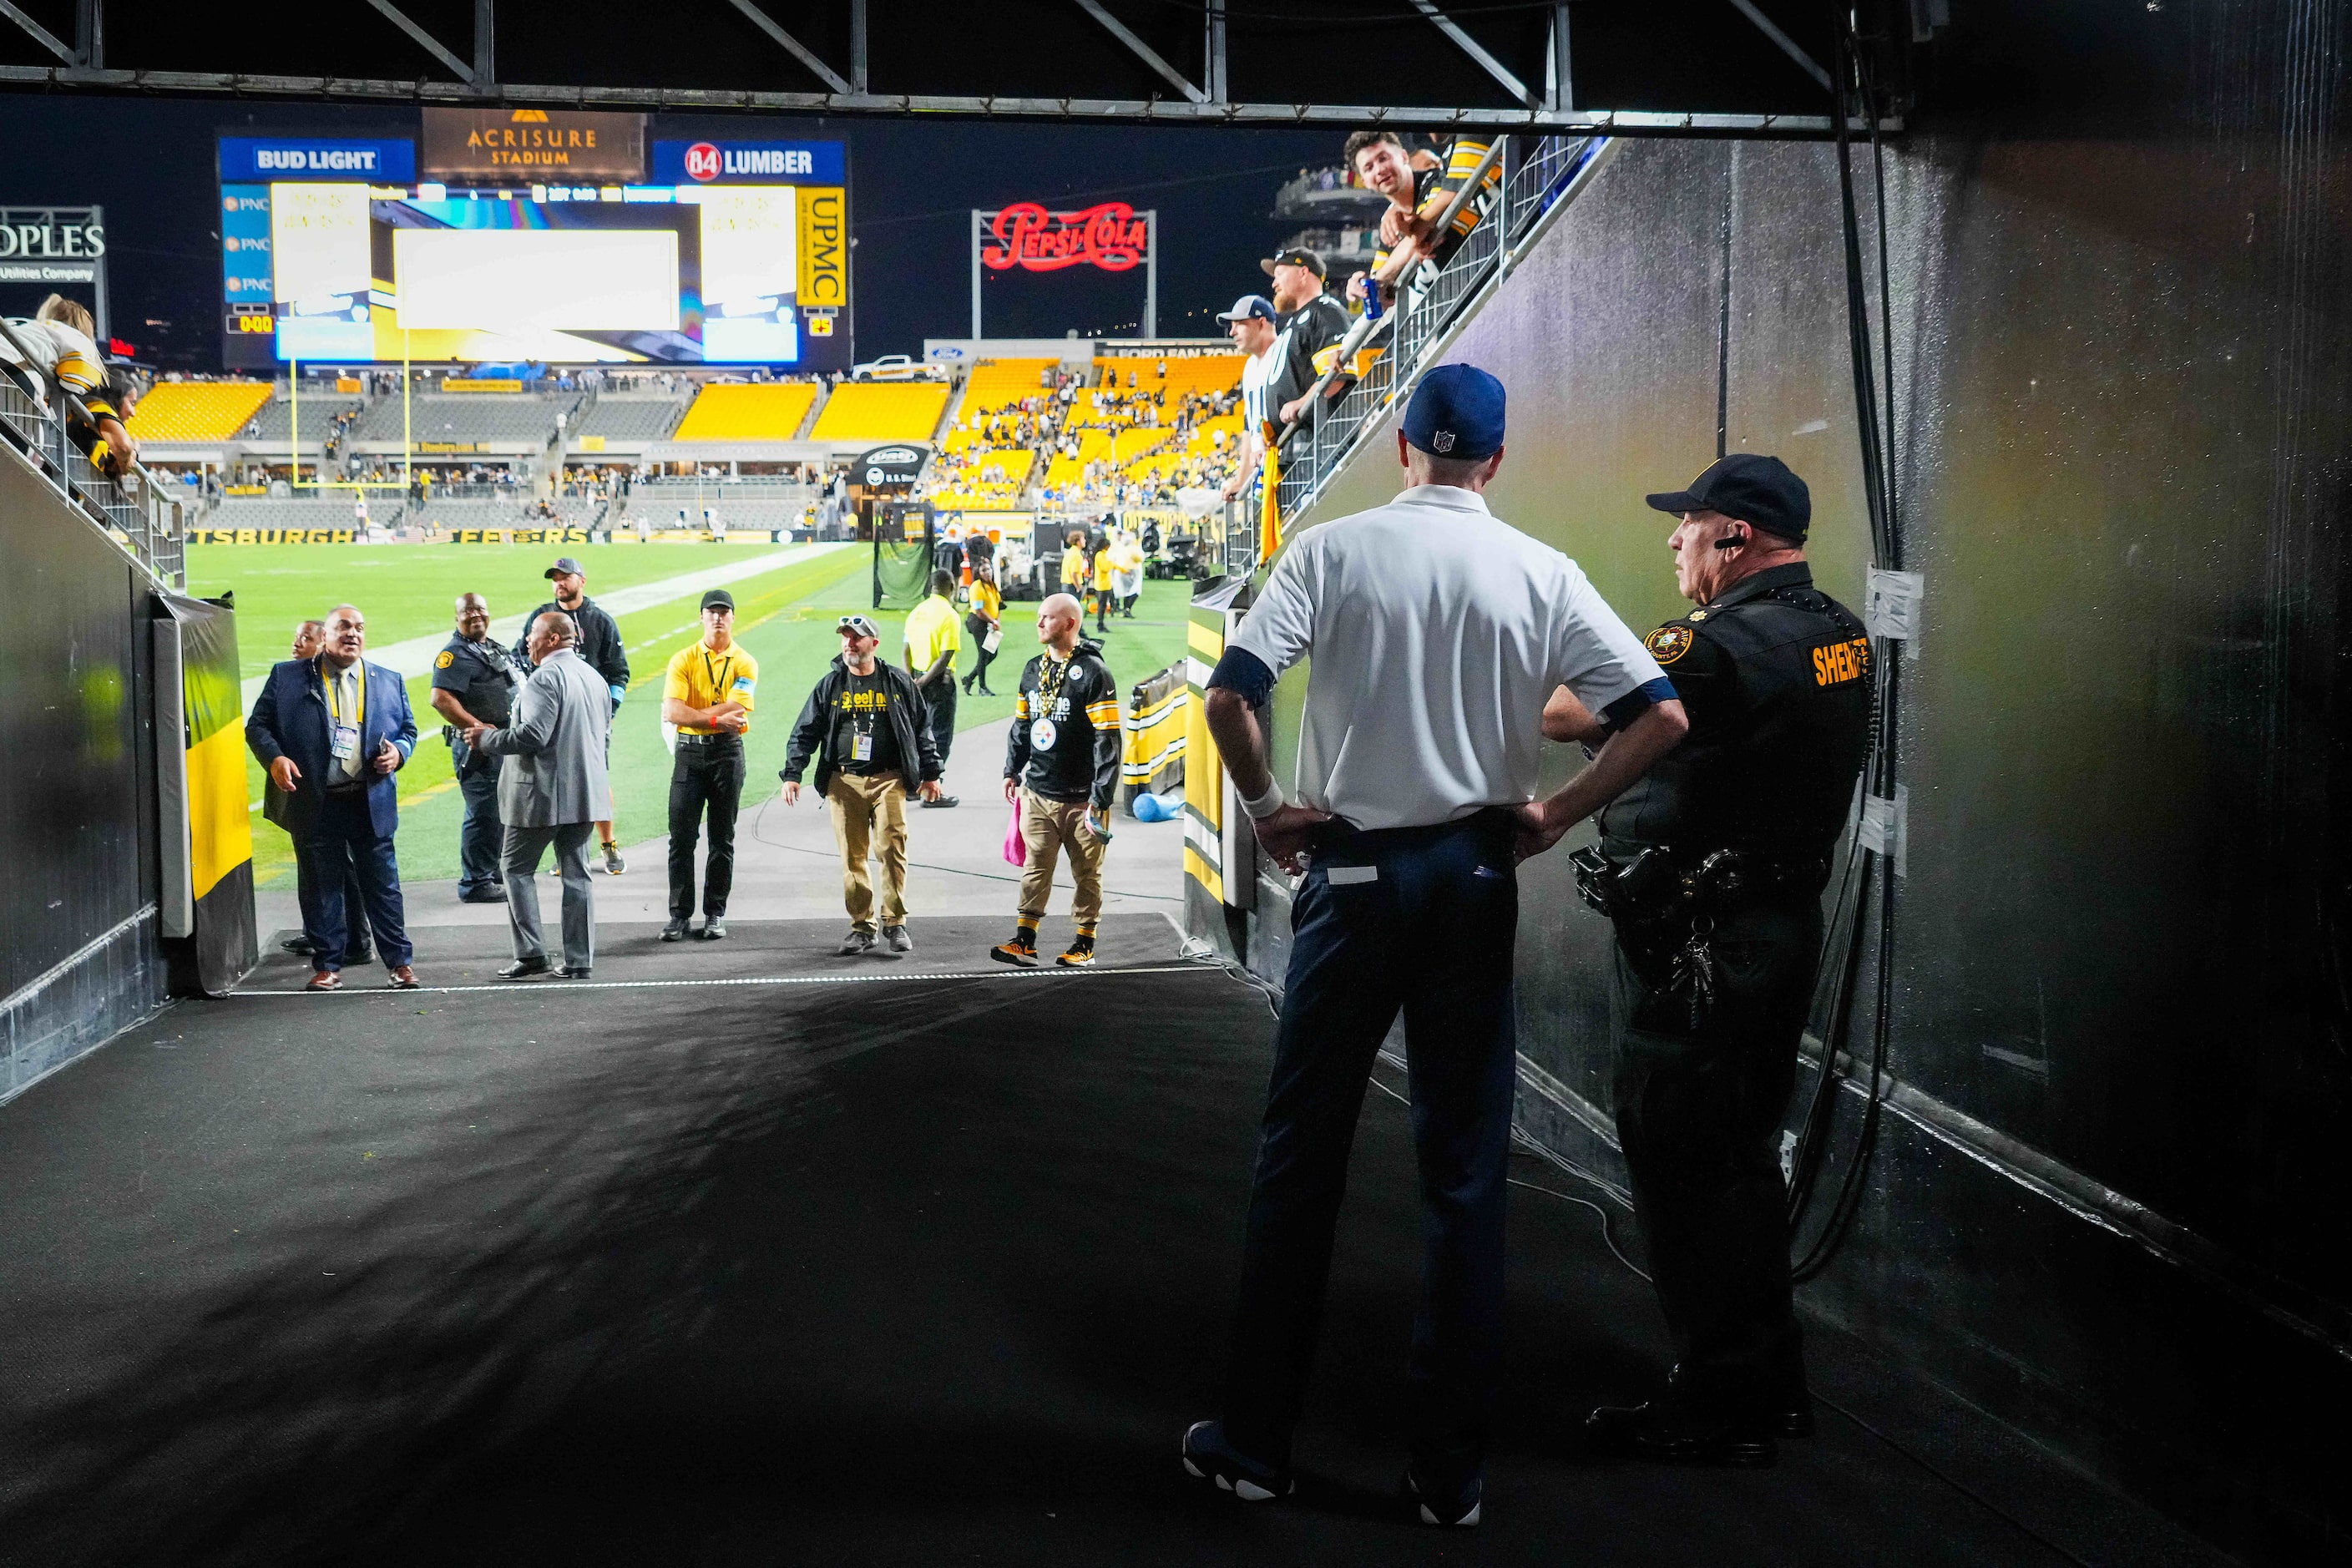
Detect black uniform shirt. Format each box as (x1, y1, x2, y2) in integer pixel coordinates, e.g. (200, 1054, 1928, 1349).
(830, 666, 905, 776)
(1599, 563, 1872, 860)
(1268, 292, 1353, 413)
(430, 632, 520, 726)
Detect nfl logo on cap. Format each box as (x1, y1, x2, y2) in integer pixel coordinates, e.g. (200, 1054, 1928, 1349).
(1433, 430, 1455, 453)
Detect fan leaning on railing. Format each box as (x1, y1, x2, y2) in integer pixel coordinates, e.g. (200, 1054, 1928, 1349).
(0, 311, 185, 588)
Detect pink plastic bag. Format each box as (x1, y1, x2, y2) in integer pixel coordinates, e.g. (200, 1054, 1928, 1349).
(1002, 800, 1027, 867)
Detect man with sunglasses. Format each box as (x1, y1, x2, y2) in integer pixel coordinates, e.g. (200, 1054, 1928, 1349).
(780, 614, 946, 956)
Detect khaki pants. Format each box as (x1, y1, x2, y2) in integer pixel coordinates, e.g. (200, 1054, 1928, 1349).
(1019, 787, 1107, 925)
(827, 770, 910, 930)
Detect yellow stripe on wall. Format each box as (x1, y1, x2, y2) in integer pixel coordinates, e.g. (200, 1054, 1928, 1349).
(1186, 620, 1225, 660)
(187, 721, 255, 899)
(1183, 845, 1226, 905)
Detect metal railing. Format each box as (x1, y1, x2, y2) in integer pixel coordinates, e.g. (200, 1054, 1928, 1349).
(0, 343, 185, 589)
(1265, 132, 1618, 556)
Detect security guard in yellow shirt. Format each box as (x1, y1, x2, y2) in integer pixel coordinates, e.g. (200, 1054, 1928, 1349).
(658, 589, 759, 943)
(902, 569, 964, 806)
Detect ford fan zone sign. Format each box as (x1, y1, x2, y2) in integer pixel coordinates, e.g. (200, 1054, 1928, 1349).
(979, 202, 1150, 271)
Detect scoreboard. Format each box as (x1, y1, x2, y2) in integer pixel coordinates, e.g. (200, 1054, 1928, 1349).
(218, 118, 851, 370)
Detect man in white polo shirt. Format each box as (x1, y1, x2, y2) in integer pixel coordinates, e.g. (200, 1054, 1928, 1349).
(1180, 365, 1688, 1529)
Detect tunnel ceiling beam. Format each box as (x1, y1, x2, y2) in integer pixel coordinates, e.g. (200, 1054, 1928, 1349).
(362, 0, 473, 84)
(725, 0, 852, 96)
(1071, 0, 1210, 106)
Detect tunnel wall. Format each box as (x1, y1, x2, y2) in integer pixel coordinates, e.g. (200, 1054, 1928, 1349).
(0, 444, 169, 1100)
(1259, 66, 2351, 1567)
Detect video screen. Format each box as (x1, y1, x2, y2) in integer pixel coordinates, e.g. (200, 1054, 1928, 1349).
(220, 134, 848, 368)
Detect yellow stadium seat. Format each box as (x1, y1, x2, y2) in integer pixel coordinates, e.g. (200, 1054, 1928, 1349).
(810, 382, 952, 442)
(124, 381, 273, 443)
(671, 382, 820, 441)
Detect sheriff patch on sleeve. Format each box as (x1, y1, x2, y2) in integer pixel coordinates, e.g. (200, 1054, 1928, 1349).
(1645, 625, 1694, 665)
(434, 650, 455, 670)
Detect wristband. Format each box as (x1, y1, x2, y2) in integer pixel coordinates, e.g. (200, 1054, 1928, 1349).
(1239, 779, 1286, 821)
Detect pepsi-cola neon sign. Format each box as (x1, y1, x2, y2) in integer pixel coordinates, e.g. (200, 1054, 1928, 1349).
(981, 203, 1149, 272)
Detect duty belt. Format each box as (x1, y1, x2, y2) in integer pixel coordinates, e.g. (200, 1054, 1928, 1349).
(1569, 845, 1826, 923)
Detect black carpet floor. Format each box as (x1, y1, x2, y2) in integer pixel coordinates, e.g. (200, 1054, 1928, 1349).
(1, 916, 2087, 1566)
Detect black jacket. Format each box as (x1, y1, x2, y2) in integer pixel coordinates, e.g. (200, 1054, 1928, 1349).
(1004, 639, 1120, 808)
(1269, 292, 1352, 413)
(514, 595, 629, 694)
(781, 656, 943, 797)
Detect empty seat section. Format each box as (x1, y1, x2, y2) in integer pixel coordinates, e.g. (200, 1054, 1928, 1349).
(570, 397, 689, 442)
(671, 382, 818, 441)
(810, 382, 950, 442)
(352, 396, 570, 444)
(242, 398, 362, 445)
(126, 382, 273, 443)
(205, 496, 400, 532)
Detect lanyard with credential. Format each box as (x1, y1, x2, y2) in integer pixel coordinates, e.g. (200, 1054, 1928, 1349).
(321, 656, 366, 731)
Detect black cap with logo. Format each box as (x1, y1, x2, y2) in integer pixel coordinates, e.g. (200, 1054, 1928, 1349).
(1643, 454, 1811, 543)
(701, 589, 736, 612)
(1259, 247, 1327, 279)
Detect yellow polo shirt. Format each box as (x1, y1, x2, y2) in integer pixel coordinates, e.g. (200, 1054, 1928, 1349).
(664, 640, 760, 734)
(903, 594, 962, 670)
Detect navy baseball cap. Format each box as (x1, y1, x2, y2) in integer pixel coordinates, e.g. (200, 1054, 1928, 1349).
(1644, 454, 1811, 541)
(701, 589, 736, 611)
(545, 556, 585, 579)
(1216, 294, 1276, 324)
(1402, 364, 1506, 461)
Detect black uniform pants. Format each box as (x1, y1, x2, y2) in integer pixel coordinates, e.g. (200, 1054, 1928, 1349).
(667, 738, 744, 920)
(923, 678, 956, 769)
(1224, 812, 1518, 1486)
(1608, 893, 1822, 1410)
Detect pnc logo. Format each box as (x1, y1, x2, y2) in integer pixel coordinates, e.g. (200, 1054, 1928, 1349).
(684, 142, 721, 181)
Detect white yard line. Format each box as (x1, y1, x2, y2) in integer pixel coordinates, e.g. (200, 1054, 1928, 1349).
(237, 542, 856, 710)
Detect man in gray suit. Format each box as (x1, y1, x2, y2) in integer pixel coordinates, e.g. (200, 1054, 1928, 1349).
(467, 610, 612, 979)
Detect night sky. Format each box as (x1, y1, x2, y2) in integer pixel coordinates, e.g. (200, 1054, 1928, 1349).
(0, 94, 1340, 370)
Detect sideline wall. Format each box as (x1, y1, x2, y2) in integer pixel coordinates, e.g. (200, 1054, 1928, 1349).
(0, 446, 169, 1097)
(1267, 123, 2349, 1561)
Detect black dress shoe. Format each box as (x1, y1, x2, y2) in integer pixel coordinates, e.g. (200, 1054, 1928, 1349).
(1585, 1399, 1778, 1468)
(281, 934, 317, 956)
(498, 957, 550, 979)
(660, 918, 690, 942)
(458, 886, 508, 904)
(554, 966, 592, 979)
(345, 946, 375, 967)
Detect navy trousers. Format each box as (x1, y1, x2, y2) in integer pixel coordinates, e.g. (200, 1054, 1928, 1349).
(1223, 811, 1520, 1485)
(299, 792, 413, 972)
(456, 765, 504, 896)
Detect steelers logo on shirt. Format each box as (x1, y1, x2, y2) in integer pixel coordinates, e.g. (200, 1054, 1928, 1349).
(434, 650, 455, 669)
(1645, 625, 1695, 665)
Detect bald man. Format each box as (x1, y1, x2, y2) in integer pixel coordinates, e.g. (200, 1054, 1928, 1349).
(429, 591, 521, 903)
(991, 592, 1121, 969)
(245, 603, 420, 991)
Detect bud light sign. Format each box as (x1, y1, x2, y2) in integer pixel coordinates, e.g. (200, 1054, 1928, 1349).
(218, 137, 417, 183)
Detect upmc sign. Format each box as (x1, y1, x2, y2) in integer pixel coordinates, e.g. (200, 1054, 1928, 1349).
(979, 203, 1149, 272)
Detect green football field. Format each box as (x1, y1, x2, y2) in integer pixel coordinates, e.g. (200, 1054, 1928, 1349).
(188, 541, 1197, 887)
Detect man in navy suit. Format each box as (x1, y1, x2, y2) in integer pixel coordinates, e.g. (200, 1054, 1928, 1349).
(245, 604, 422, 992)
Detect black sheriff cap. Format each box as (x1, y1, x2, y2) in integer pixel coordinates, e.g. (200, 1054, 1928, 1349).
(1644, 454, 1811, 542)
